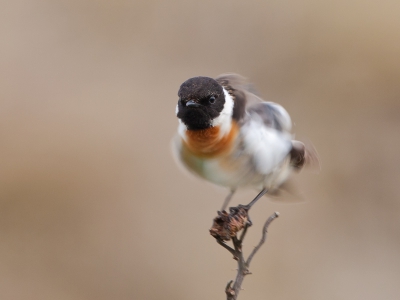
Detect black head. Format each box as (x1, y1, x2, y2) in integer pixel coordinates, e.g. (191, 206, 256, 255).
(176, 76, 225, 130)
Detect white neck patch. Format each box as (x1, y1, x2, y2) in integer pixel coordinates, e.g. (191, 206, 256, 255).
(212, 87, 234, 137)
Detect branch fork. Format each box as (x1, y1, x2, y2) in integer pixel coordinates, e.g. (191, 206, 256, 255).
(210, 201, 279, 300)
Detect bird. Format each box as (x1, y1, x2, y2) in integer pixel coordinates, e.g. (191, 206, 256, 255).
(172, 73, 318, 210)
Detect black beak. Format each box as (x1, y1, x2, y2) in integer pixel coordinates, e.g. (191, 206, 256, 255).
(186, 100, 201, 107)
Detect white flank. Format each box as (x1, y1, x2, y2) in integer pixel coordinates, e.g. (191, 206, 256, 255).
(242, 116, 292, 175)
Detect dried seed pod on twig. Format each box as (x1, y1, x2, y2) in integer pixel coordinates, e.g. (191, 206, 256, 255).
(209, 205, 250, 241)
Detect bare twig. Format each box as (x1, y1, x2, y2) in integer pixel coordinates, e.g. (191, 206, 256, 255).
(246, 212, 280, 267)
(210, 198, 279, 300)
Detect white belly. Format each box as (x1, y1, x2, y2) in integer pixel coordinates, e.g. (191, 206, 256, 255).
(179, 146, 293, 191)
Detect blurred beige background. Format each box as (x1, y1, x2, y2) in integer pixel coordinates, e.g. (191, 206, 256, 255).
(1, 1, 400, 299)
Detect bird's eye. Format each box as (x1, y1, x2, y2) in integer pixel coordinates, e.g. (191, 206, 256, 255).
(209, 96, 216, 104)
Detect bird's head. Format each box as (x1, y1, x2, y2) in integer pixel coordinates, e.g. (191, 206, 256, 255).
(176, 76, 229, 130)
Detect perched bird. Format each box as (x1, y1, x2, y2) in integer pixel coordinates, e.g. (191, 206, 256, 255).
(172, 74, 318, 209)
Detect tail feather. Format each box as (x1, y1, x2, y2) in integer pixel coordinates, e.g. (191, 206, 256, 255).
(290, 140, 320, 172)
(265, 140, 319, 204)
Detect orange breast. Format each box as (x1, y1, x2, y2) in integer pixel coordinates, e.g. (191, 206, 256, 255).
(183, 122, 239, 158)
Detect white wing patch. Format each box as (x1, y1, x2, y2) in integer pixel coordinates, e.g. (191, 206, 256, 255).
(242, 115, 292, 175)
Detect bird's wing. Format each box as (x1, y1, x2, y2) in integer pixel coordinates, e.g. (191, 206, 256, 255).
(215, 73, 261, 99)
(216, 73, 319, 174)
(215, 73, 263, 123)
(215, 73, 291, 127)
(246, 101, 292, 132)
